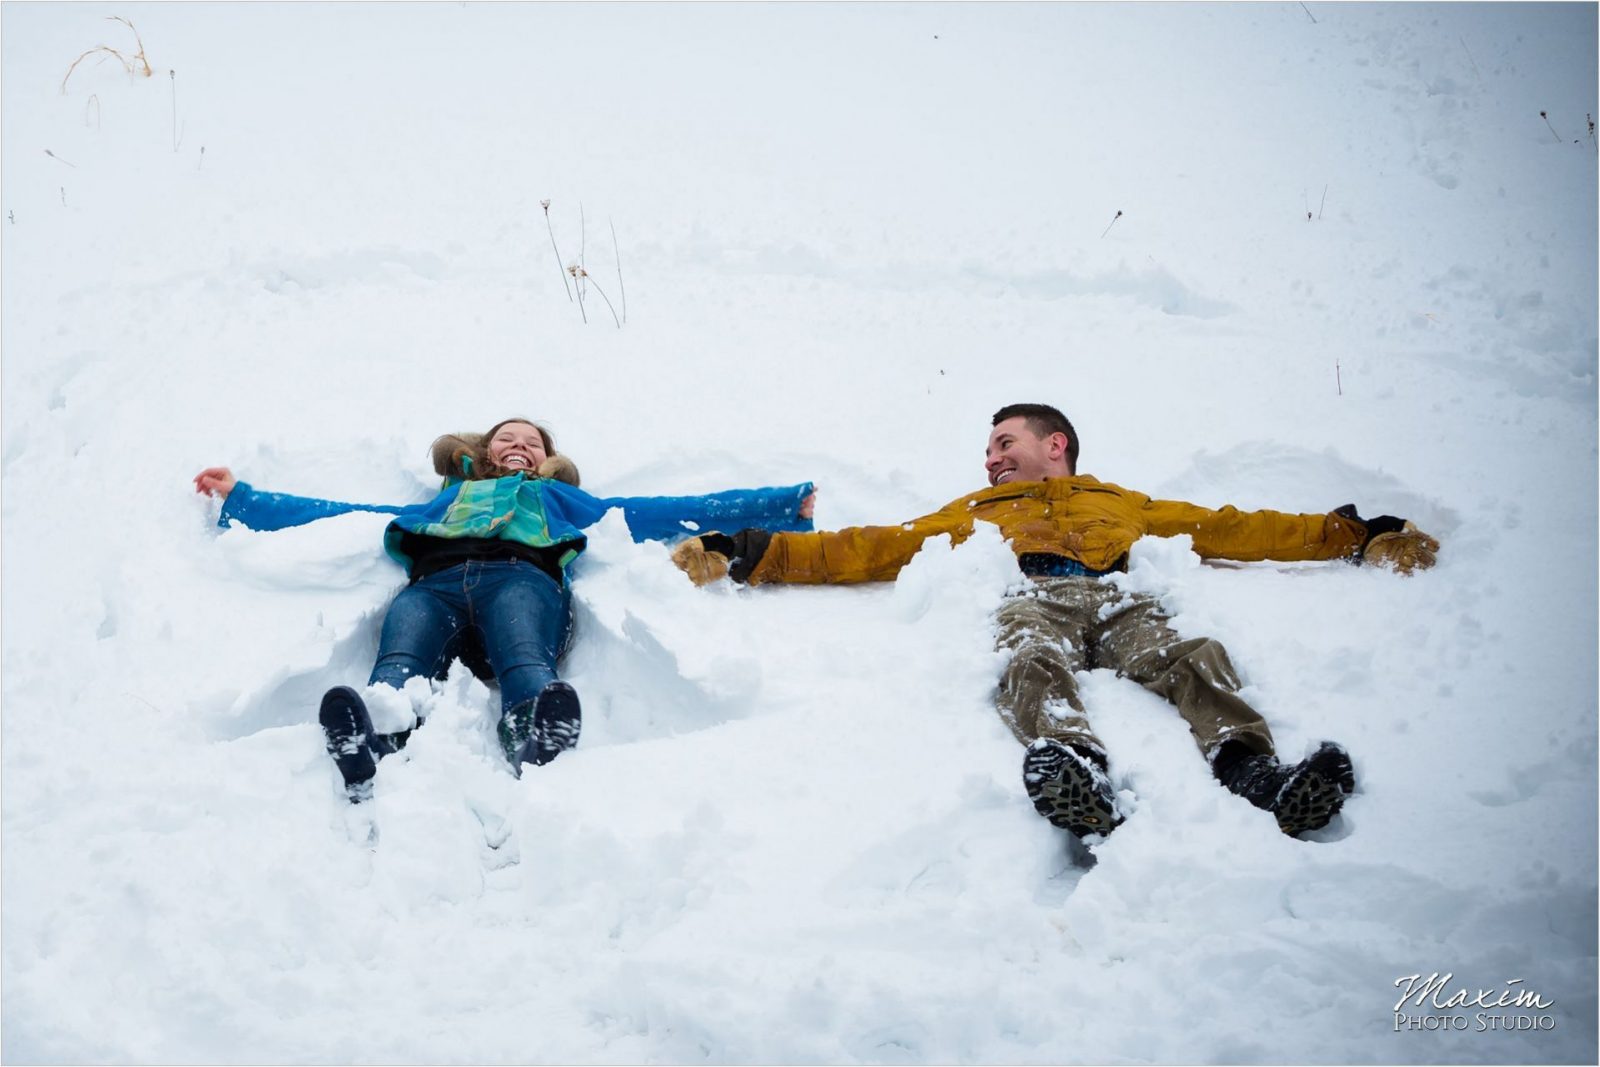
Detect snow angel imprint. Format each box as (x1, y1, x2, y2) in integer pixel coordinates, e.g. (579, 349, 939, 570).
(195, 417, 815, 800)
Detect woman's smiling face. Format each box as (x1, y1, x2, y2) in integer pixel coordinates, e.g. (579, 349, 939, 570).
(487, 420, 549, 473)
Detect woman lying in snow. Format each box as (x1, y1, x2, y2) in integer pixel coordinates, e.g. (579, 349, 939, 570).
(195, 416, 815, 800)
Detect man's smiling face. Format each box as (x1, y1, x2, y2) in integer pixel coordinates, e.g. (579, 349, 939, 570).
(985, 416, 1071, 486)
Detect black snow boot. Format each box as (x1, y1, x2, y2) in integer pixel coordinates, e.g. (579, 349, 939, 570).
(1216, 741, 1356, 836)
(498, 681, 582, 772)
(319, 686, 381, 802)
(1023, 738, 1123, 841)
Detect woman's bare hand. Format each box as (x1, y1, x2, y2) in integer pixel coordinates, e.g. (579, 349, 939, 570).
(193, 467, 237, 498)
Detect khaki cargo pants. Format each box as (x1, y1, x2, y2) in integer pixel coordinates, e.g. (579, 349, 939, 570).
(993, 577, 1275, 763)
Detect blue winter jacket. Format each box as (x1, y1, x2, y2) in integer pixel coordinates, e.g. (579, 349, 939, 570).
(219, 473, 815, 575)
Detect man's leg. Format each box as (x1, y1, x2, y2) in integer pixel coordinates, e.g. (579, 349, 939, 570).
(1091, 592, 1275, 761)
(993, 581, 1100, 756)
(1092, 592, 1354, 836)
(994, 580, 1121, 838)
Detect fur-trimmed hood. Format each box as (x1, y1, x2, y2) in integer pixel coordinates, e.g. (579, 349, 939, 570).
(430, 431, 581, 486)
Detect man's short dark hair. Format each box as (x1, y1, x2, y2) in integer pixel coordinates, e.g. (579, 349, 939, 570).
(992, 403, 1079, 474)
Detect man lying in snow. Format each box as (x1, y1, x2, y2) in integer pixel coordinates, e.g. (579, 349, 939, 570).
(670, 402, 1439, 842)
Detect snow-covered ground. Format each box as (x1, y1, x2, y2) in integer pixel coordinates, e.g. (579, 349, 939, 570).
(3, 3, 1596, 1063)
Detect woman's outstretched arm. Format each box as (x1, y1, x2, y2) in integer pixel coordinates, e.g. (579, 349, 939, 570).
(194, 466, 407, 532)
(547, 481, 817, 543)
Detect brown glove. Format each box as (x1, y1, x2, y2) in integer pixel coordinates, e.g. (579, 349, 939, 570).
(671, 531, 773, 586)
(1333, 505, 1439, 575)
(1362, 521, 1440, 575)
(672, 534, 733, 586)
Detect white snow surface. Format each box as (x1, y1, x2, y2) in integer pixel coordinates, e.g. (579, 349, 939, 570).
(2, 4, 1596, 1064)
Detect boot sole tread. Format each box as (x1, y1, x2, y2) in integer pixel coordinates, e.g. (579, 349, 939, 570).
(1024, 744, 1123, 840)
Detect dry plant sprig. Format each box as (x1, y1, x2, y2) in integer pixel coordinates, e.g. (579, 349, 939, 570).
(1539, 110, 1562, 142)
(578, 201, 588, 302)
(571, 266, 621, 328)
(61, 16, 154, 94)
(1299, 2, 1317, 24)
(85, 94, 101, 129)
(169, 70, 184, 151)
(1458, 36, 1482, 84)
(44, 149, 76, 168)
(542, 200, 573, 302)
(1318, 184, 1328, 220)
(610, 218, 626, 324)
(566, 264, 588, 323)
(1100, 210, 1123, 238)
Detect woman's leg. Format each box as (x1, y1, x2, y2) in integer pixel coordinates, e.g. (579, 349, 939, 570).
(325, 572, 467, 800)
(466, 562, 570, 712)
(463, 561, 577, 767)
(365, 575, 470, 749)
(369, 578, 467, 693)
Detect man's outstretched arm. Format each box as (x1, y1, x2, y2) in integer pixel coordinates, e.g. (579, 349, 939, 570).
(672, 502, 974, 586)
(1139, 494, 1439, 574)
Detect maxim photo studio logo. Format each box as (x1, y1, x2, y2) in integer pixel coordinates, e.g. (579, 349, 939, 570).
(1393, 972, 1556, 1033)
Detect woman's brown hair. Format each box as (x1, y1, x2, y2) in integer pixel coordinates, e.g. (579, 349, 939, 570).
(429, 417, 580, 485)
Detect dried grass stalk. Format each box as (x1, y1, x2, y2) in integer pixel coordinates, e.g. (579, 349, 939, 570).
(62, 17, 153, 94)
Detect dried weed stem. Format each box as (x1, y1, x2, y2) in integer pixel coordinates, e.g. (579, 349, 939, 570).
(573, 267, 621, 328)
(566, 265, 588, 323)
(542, 200, 573, 302)
(608, 219, 627, 323)
(62, 16, 153, 93)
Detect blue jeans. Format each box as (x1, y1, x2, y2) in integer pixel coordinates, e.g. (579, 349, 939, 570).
(369, 559, 572, 721)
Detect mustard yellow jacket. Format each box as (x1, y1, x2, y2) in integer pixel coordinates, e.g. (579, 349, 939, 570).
(748, 475, 1367, 585)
